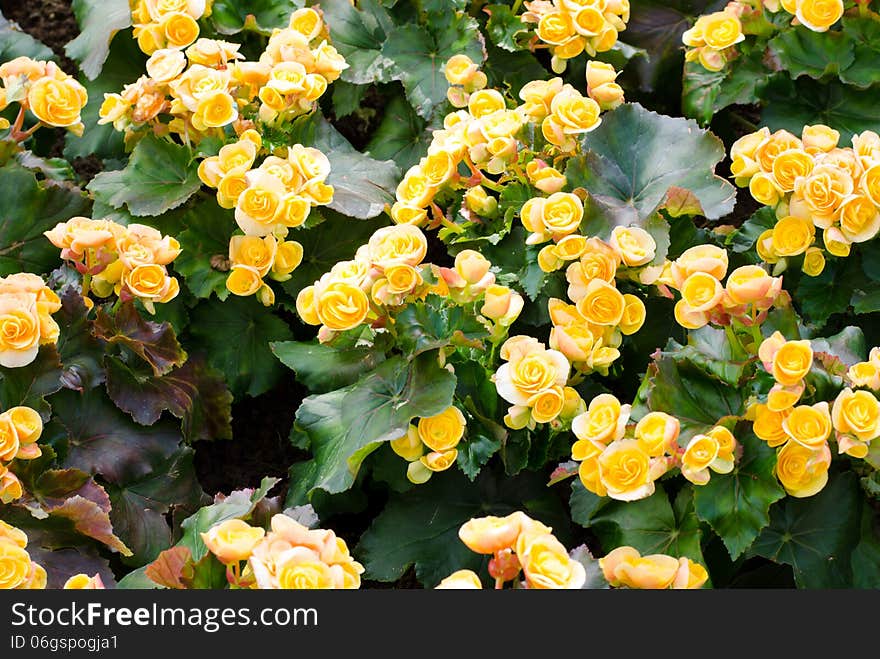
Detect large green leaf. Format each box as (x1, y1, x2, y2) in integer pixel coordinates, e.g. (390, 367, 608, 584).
(321, 0, 397, 85)
(175, 202, 235, 300)
(105, 355, 233, 442)
(65, 34, 144, 161)
(569, 478, 607, 527)
(633, 343, 745, 440)
(357, 468, 571, 587)
(87, 135, 201, 217)
(365, 94, 430, 172)
(851, 506, 880, 589)
(270, 337, 386, 394)
(65, 0, 131, 80)
(751, 472, 861, 588)
(294, 351, 456, 496)
(0, 13, 54, 60)
(55, 287, 106, 392)
(382, 13, 486, 120)
(107, 447, 205, 565)
(285, 113, 399, 219)
(565, 103, 736, 233)
(187, 296, 293, 398)
(693, 430, 785, 560)
(0, 163, 90, 275)
(485, 3, 530, 52)
(761, 77, 880, 143)
(795, 257, 860, 325)
(768, 27, 854, 81)
(841, 16, 880, 88)
(591, 485, 706, 566)
(52, 388, 183, 485)
(210, 0, 304, 34)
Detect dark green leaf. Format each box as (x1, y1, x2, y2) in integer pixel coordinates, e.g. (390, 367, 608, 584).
(693, 430, 785, 560)
(761, 77, 880, 143)
(365, 94, 429, 172)
(570, 478, 607, 526)
(591, 485, 706, 565)
(795, 257, 859, 325)
(55, 287, 106, 392)
(175, 202, 235, 300)
(187, 296, 293, 398)
(727, 207, 776, 254)
(281, 211, 388, 296)
(752, 471, 860, 588)
(457, 433, 500, 481)
(768, 27, 854, 81)
(485, 4, 529, 51)
(321, 0, 397, 85)
(851, 506, 880, 588)
(682, 53, 770, 125)
(840, 16, 880, 88)
(0, 162, 90, 276)
(332, 80, 367, 118)
(295, 351, 456, 496)
(87, 135, 201, 216)
(357, 468, 569, 587)
(0, 345, 62, 418)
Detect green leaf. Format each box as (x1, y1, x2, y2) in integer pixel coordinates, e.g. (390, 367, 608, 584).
(52, 388, 183, 485)
(270, 338, 386, 394)
(457, 433, 500, 481)
(295, 351, 456, 496)
(93, 302, 186, 377)
(482, 43, 547, 98)
(677, 326, 753, 386)
(320, 0, 397, 85)
(105, 355, 233, 441)
(570, 478, 607, 527)
(394, 296, 489, 357)
(107, 447, 205, 565)
(839, 16, 880, 88)
(286, 113, 399, 219)
(187, 296, 293, 398)
(357, 468, 570, 587)
(280, 212, 388, 296)
(633, 344, 745, 440)
(485, 4, 530, 51)
(65, 0, 131, 80)
(0, 13, 54, 60)
(0, 345, 62, 418)
(365, 94, 429, 172)
(209, 0, 304, 34)
(768, 27, 854, 81)
(0, 162, 90, 276)
(693, 430, 785, 560)
(15, 151, 75, 182)
(175, 202, 235, 300)
(795, 257, 859, 325)
(682, 53, 769, 125)
(179, 477, 279, 561)
(761, 77, 880, 143)
(728, 207, 776, 254)
(751, 471, 861, 588)
(65, 34, 145, 161)
(851, 506, 880, 588)
(565, 103, 736, 234)
(591, 485, 706, 565)
(332, 80, 367, 118)
(382, 14, 486, 120)
(87, 135, 201, 217)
